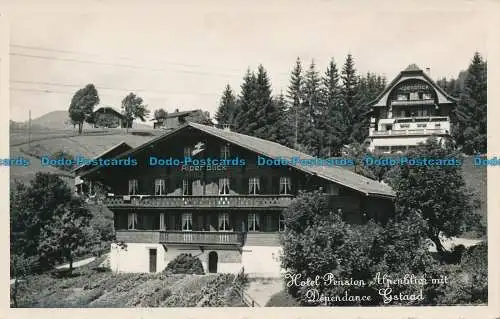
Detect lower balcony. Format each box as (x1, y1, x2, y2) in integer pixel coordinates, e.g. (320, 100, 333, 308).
(160, 231, 243, 245)
(103, 195, 294, 209)
(115, 230, 243, 246)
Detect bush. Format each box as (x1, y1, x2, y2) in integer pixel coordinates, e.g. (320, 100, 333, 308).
(266, 290, 300, 307)
(164, 254, 205, 275)
(281, 190, 437, 306)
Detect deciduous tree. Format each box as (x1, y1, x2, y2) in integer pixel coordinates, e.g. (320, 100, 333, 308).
(68, 84, 100, 134)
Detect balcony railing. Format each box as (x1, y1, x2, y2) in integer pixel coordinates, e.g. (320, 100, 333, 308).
(370, 128, 448, 137)
(103, 195, 294, 209)
(159, 231, 243, 245)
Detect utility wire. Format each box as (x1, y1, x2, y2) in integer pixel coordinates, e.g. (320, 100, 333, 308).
(10, 80, 218, 96)
(10, 87, 218, 97)
(10, 44, 243, 71)
(10, 44, 292, 77)
(10, 52, 243, 78)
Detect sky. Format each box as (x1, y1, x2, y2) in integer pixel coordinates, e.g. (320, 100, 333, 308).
(6, 0, 495, 122)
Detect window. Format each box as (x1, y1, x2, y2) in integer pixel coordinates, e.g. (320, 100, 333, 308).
(218, 213, 230, 231)
(184, 146, 192, 157)
(220, 144, 230, 160)
(418, 92, 424, 100)
(128, 179, 139, 195)
(417, 124, 427, 128)
(155, 179, 165, 195)
(182, 213, 193, 231)
(128, 213, 138, 230)
(435, 123, 441, 127)
(279, 177, 292, 195)
(182, 179, 192, 196)
(219, 178, 230, 195)
(279, 214, 286, 232)
(400, 124, 410, 128)
(248, 213, 260, 231)
(248, 177, 260, 195)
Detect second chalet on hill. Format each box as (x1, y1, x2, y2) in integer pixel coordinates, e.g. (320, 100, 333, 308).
(75, 123, 395, 276)
(152, 109, 212, 130)
(365, 64, 457, 153)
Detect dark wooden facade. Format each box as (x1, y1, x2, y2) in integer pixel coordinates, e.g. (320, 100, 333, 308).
(81, 125, 395, 247)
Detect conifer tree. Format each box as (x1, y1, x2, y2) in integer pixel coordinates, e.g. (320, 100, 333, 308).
(340, 53, 359, 145)
(322, 58, 344, 156)
(454, 52, 487, 154)
(302, 60, 323, 155)
(234, 69, 257, 135)
(287, 58, 304, 149)
(215, 84, 237, 127)
(253, 64, 274, 138)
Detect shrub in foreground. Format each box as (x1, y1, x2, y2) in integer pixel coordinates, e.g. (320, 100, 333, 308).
(164, 254, 205, 275)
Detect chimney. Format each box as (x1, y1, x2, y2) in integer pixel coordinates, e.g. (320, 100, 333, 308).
(425, 67, 431, 76)
(222, 124, 231, 131)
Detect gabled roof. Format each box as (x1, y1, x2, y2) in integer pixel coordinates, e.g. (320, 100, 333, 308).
(93, 106, 124, 118)
(72, 141, 133, 175)
(151, 109, 204, 121)
(368, 64, 458, 108)
(81, 123, 394, 198)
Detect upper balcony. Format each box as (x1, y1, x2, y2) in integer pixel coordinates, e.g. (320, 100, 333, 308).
(370, 128, 448, 137)
(102, 194, 295, 210)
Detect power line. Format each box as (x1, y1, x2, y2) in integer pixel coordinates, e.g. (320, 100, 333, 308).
(10, 80, 218, 96)
(10, 86, 219, 97)
(10, 44, 221, 69)
(10, 52, 244, 78)
(10, 44, 292, 77)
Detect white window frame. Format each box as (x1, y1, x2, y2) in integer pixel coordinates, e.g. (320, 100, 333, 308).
(220, 144, 230, 160)
(159, 213, 166, 231)
(219, 177, 230, 195)
(248, 213, 260, 232)
(182, 213, 193, 231)
(218, 213, 230, 231)
(248, 177, 260, 195)
(182, 179, 192, 196)
(279, 214, 286, 232)
(128, 213, 137, 230)
(128, 179, 139, 195)
(155, 179, 165, 195)
(279, 177, 292, 195)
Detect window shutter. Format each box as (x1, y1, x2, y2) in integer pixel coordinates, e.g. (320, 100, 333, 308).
(272, 176, 280, 194)
(211, 213, 218, 231)
(174, 214, 182, 230)
(241, 177, 248, 194)
(260, 176, 267, 194)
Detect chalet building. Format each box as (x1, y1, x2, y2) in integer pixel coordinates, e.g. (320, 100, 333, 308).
(91, 106, 133, 129)
(76, 123, 395, 276)
(365, 64, 457, 153)
(72, 142, 133, 197)
(152, 109, 212, 130)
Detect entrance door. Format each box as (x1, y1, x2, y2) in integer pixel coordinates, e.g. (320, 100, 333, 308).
(208, 251, 218, 273)
(149, 249, 157, 273)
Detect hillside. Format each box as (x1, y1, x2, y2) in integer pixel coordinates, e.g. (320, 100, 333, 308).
(12, 257, 247, 307)
(15, 110, 153, 131)
(10, 132, 157, 186)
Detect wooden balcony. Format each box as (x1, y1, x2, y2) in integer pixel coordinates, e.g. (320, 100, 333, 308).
(370, 128, 448, 137)
(103, 195, 294, 210)
(159, 231, 243, 245)
(115, 230, 244, 245)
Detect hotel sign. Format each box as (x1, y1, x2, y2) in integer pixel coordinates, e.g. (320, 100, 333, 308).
(395, 81, 433, 93)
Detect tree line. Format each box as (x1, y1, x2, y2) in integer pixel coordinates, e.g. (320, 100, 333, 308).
(215, 52, 487, 156)
(215, 54, 386, 157)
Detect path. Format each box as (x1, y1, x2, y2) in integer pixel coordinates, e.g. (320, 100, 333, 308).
(427, 235, 483, 252)
(245, 277, 284, 307)
(10, 256, 98, 285)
